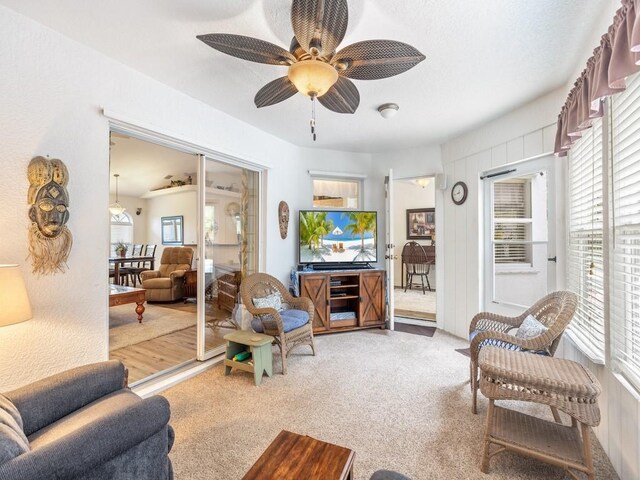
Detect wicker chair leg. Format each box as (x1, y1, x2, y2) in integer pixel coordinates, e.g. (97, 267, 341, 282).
(471, 360, 479, 414)
(581, 423, 595, 480)
(480, 399, 494, 473)
(310, 336, 316, 356)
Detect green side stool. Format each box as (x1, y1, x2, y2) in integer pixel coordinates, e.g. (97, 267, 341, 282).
(223, 330, 274, 386)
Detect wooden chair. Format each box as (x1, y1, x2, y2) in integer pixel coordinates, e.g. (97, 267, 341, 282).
(240, 273, 316, 374)
(468, 290, 578, 414)
(402, 241, 431, 293)
(128, 244, 156, 286)
(121, 244, 143, 286)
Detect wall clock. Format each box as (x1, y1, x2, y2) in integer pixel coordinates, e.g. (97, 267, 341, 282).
(451, 181, 468, 205)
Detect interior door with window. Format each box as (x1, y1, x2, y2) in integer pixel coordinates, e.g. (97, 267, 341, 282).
(483, 155, 556, 315)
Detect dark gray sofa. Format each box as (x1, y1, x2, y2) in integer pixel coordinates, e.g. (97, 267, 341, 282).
(0, 360, 173, 480)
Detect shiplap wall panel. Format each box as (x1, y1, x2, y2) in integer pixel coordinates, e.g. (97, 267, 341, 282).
(507, 137, 524, 163)
(466, 152, 483, 329)
(491, 143, 507, 167)
(543, 124, 557, 153)
(454, 159, 468, 338)
(443, 161, 456, 337)
(620, 384, 639, 479)
(523, 130, 544, 158)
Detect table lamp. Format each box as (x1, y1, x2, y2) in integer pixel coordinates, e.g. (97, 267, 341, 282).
(0, 265, 32, 327)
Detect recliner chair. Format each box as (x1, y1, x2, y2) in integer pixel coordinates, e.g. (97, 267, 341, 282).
(141, 246, 194, 302)
(0, 361, 173, 480)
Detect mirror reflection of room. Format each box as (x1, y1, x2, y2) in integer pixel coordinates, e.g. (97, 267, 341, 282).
(394, 176, 436, 322)
(108, 133, 257, 384)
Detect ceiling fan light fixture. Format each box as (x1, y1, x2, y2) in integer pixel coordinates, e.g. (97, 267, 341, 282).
(288, 59, 339, 97)
(378, 103, 399, 119)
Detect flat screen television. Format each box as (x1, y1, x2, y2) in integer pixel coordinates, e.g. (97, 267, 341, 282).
(299, 210, 377, 265)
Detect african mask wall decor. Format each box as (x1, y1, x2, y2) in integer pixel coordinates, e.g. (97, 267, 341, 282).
(278, 201, 289, 240)
(27, 156, 73, 275)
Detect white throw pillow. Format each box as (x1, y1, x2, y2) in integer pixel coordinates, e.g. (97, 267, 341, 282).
(515, 314, 548, 339)
(252, 292, 283, 312)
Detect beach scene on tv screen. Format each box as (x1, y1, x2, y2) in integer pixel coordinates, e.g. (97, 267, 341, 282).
(299, 211, 377, 263)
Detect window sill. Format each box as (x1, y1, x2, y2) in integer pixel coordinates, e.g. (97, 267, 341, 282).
(495, 268, 539, 275)
(563, 330, 605, 365)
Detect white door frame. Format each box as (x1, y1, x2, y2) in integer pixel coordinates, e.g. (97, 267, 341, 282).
(385, 170, 395, 330)
(481, 154, 557, 316)
(105, 110, 267, 364)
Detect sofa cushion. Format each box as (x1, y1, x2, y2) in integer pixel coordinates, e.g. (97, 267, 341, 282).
(251, 309, 309, 333)
(0, 423, 30, 464)
(0, 393, 30, 464)
(142, 277, 173, 289)
(0, 394, 23, 432)
(28, 390, 140, 450)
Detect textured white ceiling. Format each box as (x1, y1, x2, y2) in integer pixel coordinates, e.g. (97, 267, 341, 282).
(2, 0, 611, 153)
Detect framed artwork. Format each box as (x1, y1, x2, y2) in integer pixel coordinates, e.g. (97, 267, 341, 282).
(161, 216, 184, 245)
(406, 208, 435, 240)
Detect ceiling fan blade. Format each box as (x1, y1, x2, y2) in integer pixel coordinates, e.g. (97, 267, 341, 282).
(197, 33, 295, 65)
(254, 77, 299, 108)
(317, 77, 359, 114)
(291, 0, 348, 57)
(332, 40, 425, 80)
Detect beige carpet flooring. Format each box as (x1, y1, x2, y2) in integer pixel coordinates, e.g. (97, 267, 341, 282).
(109, 303, 195, 351)
(394, 288, 436, 320)
(163, 329, 618, 480)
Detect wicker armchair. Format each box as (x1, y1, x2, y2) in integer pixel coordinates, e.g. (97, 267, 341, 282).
(240, 273, 316, 374)
(468, 290, 577, 414)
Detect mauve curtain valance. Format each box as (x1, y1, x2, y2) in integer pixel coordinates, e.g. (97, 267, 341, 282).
(555, 0, 640, 157)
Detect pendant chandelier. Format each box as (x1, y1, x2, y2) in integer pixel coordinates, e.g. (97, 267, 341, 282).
(109, 174, 125, 216)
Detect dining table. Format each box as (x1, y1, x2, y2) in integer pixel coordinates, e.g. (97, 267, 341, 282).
(109, 255, 155, 285)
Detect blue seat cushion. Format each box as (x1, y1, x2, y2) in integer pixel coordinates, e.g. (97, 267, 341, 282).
(251, 309, 309, 333)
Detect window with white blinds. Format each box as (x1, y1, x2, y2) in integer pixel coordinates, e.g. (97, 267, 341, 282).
(110, 212, 133, 256)
(494, 180, 531, 264)
(567, 117, 606, 359)
(611, 73, 640, 388)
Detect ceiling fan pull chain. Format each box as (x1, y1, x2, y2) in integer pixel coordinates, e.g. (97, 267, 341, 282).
(310, 95, 317, 141)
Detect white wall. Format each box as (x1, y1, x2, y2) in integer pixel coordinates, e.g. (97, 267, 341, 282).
(392, 179, 435, 287)
(0, 6, 371, 390)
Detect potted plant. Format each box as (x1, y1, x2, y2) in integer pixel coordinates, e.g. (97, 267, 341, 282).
(115, 242, 128, 257)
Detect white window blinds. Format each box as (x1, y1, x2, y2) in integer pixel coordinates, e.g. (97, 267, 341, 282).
(611, 73, 640, 388)
(494, 180, 530, 264)
(567, 117, 605, 359)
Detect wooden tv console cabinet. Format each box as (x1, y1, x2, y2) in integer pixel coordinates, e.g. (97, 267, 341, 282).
(298, 269, 386, 334)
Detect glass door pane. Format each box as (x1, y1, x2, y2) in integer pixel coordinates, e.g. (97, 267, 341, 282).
(197, 157, 260, 360)
(491, 170, 549, 308)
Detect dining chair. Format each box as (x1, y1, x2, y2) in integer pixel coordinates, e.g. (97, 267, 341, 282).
(128, 244, 156, 286)
(122, 244, 143, 286)
(402, 241, 431, 293)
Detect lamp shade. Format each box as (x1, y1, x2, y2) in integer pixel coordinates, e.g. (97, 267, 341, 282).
(288, 60, 339, 97)
(0, 265, 32, 327)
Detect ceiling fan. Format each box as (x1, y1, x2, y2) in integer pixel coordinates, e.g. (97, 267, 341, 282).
(197, 0, 425, 140)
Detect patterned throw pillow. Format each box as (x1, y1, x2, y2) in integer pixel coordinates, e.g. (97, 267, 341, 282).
(515, 314, 548, 339)
(252, 292, 283, 312)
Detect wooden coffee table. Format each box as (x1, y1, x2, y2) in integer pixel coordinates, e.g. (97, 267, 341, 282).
(242, 430, 354, 480)
(109, 285, 146, 323)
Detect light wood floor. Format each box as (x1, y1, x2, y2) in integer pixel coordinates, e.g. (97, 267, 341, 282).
(109, 301, 235, 384)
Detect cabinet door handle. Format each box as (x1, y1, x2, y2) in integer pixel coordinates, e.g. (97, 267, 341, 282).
(359, 296, 363, 303)
(326, 299, 329, 307)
